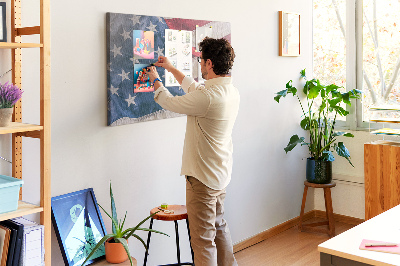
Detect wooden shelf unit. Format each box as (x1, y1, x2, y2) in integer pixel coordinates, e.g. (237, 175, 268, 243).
(0, 0, 51, 265)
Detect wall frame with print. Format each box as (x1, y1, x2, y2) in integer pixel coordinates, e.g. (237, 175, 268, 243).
(279, 11, 300, 56)
(51, 188, 107, 266)
(0, 2, 6, 42)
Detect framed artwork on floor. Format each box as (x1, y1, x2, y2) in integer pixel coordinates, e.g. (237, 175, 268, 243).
(279, 11, 300, 56)
(0, 2, 6, 42)
(51, 188, 107, 266)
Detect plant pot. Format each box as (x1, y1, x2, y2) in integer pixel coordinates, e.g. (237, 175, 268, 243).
(306, 158, 332, 184)
(105, 238, 128, 264)
(0, 108, 13, 127)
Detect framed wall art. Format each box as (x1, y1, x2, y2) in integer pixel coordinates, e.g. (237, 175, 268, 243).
(51, 188, 107, 266)
(106, 13, 231, 126)
(0, 2, 6, 42)
(279, 11, 300, 56)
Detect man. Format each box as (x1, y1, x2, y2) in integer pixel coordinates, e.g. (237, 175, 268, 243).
(144, 37, 239, 266)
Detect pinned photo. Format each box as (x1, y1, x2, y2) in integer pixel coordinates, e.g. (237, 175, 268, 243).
(134, 64, 154, 93)
(133, 30, 155, 59)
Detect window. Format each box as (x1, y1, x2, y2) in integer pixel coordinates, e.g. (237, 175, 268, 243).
(313, 0, 400, 130)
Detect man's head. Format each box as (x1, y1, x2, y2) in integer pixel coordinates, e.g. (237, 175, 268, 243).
(199, 37, 235, 79)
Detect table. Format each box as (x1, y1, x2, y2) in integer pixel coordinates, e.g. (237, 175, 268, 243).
(91, 257, 137, 266)
(318, 204, 400, 266)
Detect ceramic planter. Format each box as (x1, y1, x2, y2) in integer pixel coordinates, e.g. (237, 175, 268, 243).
(105, 238, 128, 264)
(306, 158, 332, 184)
(0, 108, 13, 127)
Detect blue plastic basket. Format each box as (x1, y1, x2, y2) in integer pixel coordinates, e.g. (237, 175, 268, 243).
(0, 175, 24, 214)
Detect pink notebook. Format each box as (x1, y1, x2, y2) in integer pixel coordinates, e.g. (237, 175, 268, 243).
(359, 239, 400, 255)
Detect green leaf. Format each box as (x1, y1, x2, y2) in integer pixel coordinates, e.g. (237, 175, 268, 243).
(136, 227, 170, 237)
(114, 238, 133, 266)
(120, 211, 127, 231)
(98, 204, 120, 236)
(343, 133, 354, 137)
(325, 84, 339, 94)
(300, 117, 310, 130)
(341, 92, 351, 105)
(131, 234, 148, 250)
(274, 89, 288, 103)
(307, 85, 320, 99)
(300, 69, 306, 78)
(321, 151, 335, 162)
(81, 234, 114, 266)
(328, 97, 342, 108)
(110, 182, 118, 234)
(284, 135, 305, 153)
(335, 142, 354, 167)
(123, 211, 160, 239)
(332, 131, 345, 137)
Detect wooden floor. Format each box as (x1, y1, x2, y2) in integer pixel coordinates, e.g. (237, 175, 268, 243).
(234, 217, 354, 266)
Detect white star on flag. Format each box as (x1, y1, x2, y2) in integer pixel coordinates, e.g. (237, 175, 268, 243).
(130, 15, 141, 26)
(125, 94, 137, 107)
(146, 21, 158, 32)
(155, 46, 164, 57)
(108, 85, 119, 96)
(120, 29, 132, 41)
(118, 70, 130, 81)
(111, 44, 122, 58)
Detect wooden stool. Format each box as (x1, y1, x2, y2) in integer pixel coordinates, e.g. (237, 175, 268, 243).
(298, 181, 336, 237)
(143, 205, 194, 266)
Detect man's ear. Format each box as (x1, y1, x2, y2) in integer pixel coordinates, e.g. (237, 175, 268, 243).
(206, 59, 213, 69)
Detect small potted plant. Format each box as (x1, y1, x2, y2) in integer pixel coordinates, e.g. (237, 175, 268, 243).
(82, 183, 168, 266)
(0, 82, 23, 127)
(274, 69, 362, 183)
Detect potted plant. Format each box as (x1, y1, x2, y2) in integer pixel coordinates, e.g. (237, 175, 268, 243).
(274, 69, 362, 184)
(0, 82, 23, 127)
(82, 183, 168, 266)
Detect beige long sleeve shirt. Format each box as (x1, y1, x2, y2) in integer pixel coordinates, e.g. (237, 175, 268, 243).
(154, 76, 240, 190)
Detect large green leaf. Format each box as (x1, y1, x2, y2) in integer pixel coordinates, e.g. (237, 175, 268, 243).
(274, 89, 288, 103)
(110, 182, 118, 234)
(335, 142, 354, 167)
(308, 85, 320, 99)
(123, 211, 160, 239)
(325, 84, 340, 94)
(341, 92, 351, 105)
(81, 234, 115, 266)
(321, 151, 335, 162)
(284, 135, 305, 153)
(98, 204, 120, 237)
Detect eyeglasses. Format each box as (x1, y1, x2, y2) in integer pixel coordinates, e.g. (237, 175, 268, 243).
(196, 57, 203, 63)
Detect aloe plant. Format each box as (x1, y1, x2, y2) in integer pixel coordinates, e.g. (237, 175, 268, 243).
(81, 183, 168, 266)
(274, 69, 362, 166)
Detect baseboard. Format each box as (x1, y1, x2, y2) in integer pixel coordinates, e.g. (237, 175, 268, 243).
(314, 210, 364, 226)
(233, 210, 315, 253)
(233, 210, 365, 253)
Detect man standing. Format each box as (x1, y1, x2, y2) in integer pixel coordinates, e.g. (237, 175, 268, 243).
(144, 37, 239, 266)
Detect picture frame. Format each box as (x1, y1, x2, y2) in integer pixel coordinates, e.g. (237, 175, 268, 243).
(279, 11, 300, 56)
(0, 2, 6, 42)
(51, 188, 107, 266)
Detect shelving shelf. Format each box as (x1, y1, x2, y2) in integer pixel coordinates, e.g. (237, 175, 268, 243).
(0, 0, 51, 265)
(0, 122, 42, 134)
(0, 201, 43, 221)
(0, 42, 43, 49)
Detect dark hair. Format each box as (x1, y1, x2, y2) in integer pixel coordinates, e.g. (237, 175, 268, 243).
(199, 37, 235, 75)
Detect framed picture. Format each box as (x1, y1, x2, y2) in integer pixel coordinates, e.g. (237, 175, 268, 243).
(51, 188, 107, 266)
(279, 11, 300, 56)
(0, 2, 6, 42)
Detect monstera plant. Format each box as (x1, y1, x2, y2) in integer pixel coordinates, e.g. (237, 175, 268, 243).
(274, 69, 362, 183)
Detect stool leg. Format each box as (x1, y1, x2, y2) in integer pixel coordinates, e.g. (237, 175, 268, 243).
(174, 220, 182, 265)
(143, 218, 154, 266)
(186, 218, 194, 264)
(324, 188, 335, 237)
(298, 185, 308, 231)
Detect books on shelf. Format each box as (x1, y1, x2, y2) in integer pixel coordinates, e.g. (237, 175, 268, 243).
(0, 218, 44, 266)
(0, 225, 11, 266)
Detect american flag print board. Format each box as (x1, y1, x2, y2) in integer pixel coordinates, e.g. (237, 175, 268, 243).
(106, 13, 231, 126)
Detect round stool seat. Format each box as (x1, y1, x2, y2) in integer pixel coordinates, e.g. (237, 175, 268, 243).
(304, 181, 336, 188)
(150, 205, 188, 221)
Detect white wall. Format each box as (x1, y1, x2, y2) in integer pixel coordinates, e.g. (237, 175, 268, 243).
(1, 0, 315, 265)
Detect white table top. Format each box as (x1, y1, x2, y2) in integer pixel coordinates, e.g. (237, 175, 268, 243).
(318, 205, 400, 266)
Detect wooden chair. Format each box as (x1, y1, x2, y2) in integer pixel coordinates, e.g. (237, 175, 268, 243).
(298, 181, 336, 237)
(143, 205, 194, 266)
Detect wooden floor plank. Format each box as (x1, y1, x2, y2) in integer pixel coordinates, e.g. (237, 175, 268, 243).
(234, 217, 354, 266)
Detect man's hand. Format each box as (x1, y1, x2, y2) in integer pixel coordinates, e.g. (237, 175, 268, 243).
(143, 66, 160, 83)
(154, 56, 175, 72)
